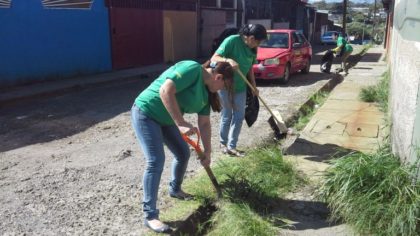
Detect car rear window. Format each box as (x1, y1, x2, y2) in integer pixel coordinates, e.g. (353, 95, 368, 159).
(260, 33, 289, 48)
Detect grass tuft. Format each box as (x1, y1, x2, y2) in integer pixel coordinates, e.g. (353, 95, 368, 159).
(319, 145, 420, 236)
(167, 145, 303, 235)
(360, 70, 390, 112)
(206, 202, 277, 236)
(295, 91, 329, 130)
(217, 146, 303, 211)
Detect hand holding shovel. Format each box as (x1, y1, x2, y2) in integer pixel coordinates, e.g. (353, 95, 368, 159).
(236, 69, 288, 136)
(182, 132, 223, 199)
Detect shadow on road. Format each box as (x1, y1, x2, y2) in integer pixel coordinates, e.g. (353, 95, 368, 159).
(0, 76, 155, 152)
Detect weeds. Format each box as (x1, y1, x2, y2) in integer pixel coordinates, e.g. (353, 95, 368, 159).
(218, 146, 303, 210)
(319, 145, 420, 236)
(207, 203, 277, 236)
(295, 91, 329, 130)
(360, 70, 390, 112)
(167, 145, 303, 235)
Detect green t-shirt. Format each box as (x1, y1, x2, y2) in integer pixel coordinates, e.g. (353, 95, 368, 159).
(216, 35, 257, 93)
(134, 61, 210, 125)
(337, 36, 353, 53)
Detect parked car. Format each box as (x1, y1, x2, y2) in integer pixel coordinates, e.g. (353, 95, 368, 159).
(253, 29, 312, 83)
(320, 31, 348, 45)
(211, 27, 239, 54)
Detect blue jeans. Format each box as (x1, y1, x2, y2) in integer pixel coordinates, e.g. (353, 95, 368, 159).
(131, 104, 190, 220)
(218, 90, 246, 150)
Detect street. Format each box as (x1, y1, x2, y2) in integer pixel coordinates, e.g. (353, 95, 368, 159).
(0, 44, 356, 235)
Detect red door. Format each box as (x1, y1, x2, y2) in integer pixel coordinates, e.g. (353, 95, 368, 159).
(107, 0, 163, 69)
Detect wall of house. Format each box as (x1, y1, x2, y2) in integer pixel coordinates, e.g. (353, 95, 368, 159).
(313, 13, 329, 44)
(163, 11, 197, 63)
(200, 9, 226, 57)
(389, 0, 420, 177)
(0, 0, 111, 87)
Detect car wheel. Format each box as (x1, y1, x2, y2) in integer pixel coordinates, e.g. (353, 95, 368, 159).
(279, 63, 290, 84)
(301, 58, 311, 74)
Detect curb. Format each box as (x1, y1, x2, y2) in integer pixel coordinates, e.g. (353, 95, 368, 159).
(0, 70, 164, 108)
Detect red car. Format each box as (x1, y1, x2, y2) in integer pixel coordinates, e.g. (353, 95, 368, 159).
(253, 29, 312, 83)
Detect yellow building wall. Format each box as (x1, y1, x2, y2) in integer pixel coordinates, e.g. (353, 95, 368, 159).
(163, 11, 197, 63)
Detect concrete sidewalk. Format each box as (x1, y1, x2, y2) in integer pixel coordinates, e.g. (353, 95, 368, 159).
(0, 63, 169, 107)
(301, 46, 387, 153)
(280, 46, 388, 236)
(286, 46, 388, 157)
(285, 46, 388, 176)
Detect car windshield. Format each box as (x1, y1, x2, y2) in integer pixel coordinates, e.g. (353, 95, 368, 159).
(259, 33, 289, 48)
(323, 31, 335, 37)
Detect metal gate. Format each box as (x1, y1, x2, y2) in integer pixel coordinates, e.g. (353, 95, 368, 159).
(106, 0, 164, 69)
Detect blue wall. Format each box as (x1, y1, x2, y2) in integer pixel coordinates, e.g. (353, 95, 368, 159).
(0, 0, 112, 87)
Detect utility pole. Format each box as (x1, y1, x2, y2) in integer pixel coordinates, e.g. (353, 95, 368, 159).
(342, 0, 347, 35)
(372, 0, 377, 43)
(362, 20, 365, 43)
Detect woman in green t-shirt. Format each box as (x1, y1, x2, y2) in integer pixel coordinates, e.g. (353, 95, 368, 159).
(131, 60, 234, 233)
(211, 24, 267, 157)
(332, 32, 353, 75)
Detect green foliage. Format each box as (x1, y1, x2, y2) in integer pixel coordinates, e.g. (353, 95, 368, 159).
(218, 146, 302, 200)
(352, 12, 366, 23)
(295, 91, 329, 131)
(319, 146, 420, 236)
(359, 86, 377, 102)
(174, 146, 303, 235)
(347, 21, 373, 39)
(359, 70, 390, 113)
(205, 146, 302, 235)
(207, 203, 278, 236)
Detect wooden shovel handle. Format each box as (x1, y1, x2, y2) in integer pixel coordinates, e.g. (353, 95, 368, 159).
(236, 69, 281, 124)
(182, 133, 222, 198)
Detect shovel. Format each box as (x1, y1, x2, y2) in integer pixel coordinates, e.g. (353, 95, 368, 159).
(182, 133, 223, 199)
(236, 70, 288, 137)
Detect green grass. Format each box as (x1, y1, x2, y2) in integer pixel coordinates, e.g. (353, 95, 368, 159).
(294, 91, 329, 131)
(160, 145, 303, 235)
(319, 145, 420, 236)
(206, 202, 277, 236)
(360, 70, 390, 113)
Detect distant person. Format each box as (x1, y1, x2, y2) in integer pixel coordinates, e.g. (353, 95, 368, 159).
(131, 60, 234, 233)
(211, 24, 267, 157)
(332, 32, 353, 75)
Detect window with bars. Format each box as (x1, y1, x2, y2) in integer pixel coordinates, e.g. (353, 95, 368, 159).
(42, 0, 93, 9)
(226, 10, 235, 24)
(221, 0, 233, 8)
(201, 0, 216, 7)
(0, 0, 11, 8)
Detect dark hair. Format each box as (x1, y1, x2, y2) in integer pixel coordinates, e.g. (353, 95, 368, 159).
(202, 61, 234, 112)
(239, 24, 267, 41)
(333, 32, 339, 37)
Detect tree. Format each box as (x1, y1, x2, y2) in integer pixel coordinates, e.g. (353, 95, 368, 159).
(352, 12, 365, 23)
(347, 21, 372, 40)
(312, 0, 328, 10)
